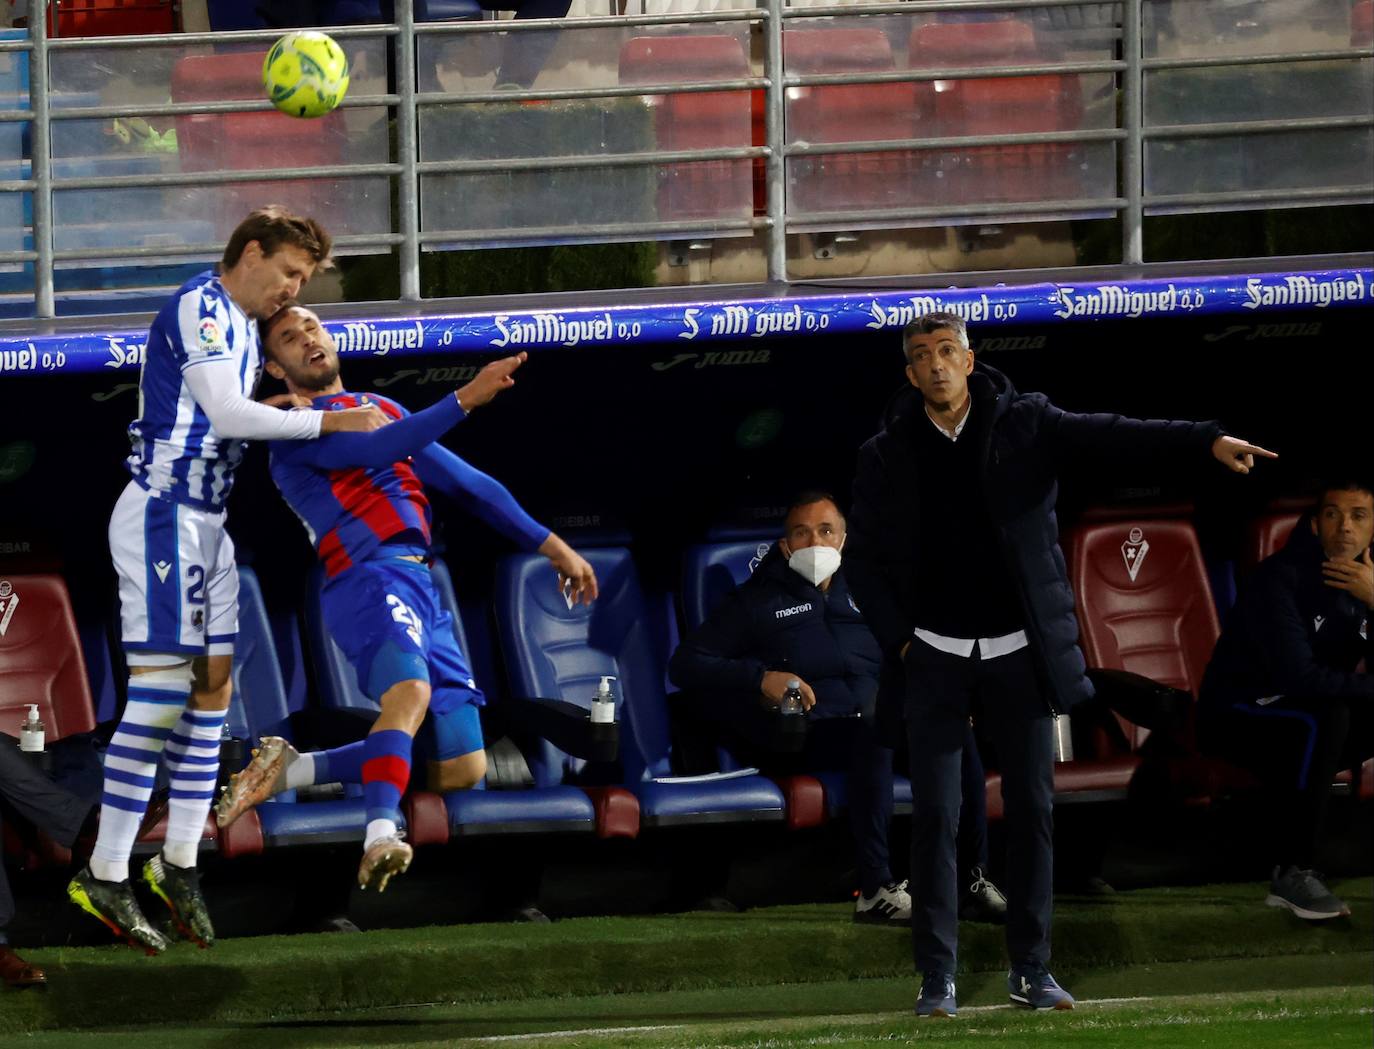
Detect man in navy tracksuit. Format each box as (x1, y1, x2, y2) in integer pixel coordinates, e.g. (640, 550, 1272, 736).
(669, 492, 1007, 927)
(845, 311, 1273, 1017)
(1199, 480, 1373, 920)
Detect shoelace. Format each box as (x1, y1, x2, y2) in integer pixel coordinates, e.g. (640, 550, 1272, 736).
(968, 867, 989, 896)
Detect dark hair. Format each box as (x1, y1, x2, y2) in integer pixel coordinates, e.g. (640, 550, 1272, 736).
(1318, 478, 1374, 506)
(258, 300, 308, 356)
(222, 205, 333, 270)
(902, 311, 969, 362)
(785, 489, 844, 523)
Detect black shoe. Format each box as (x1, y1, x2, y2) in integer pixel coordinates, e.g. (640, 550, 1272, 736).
(67, 866, 170, 955)
(143, 854, 215, 947)
(959, 867, 1007, 924)
(1266, 866, 1350, 921)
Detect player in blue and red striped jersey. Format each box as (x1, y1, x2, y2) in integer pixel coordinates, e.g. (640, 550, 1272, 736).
(215, 303, 597, 892)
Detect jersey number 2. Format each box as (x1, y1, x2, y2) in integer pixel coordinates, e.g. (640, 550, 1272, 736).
(186, 565, 205, 605)
(386, 594, 423, 648)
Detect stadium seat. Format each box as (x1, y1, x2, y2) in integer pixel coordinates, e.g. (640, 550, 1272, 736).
(1355, 0, 1374, 47)
(781, 28, 918, 216)
(908, 19, 1087, 207)
(0, 575, 98, 743)
(1242, 510, 1302, 574)
(303, 560, 606, 839)
(169, 52, 348, 239)
(618, 35, 754, 223)
(496, 547, 787, 829)
(47, 0, 176, 38)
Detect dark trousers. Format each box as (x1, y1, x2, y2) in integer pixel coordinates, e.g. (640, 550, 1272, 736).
(1202, 695, 1373, 871)
(673, 692, 897, 895)
(0, 736, 95, 933)
(905, 640, 1054, 975)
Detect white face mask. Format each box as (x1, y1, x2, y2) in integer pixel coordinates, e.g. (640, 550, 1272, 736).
(787, 544, 842, 587)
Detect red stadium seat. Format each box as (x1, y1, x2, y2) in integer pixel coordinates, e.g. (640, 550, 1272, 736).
(782, 28, 917, 215)
(170, 52, 348, 238)
(619, 36, 754, 223)
(1242, 510, 1302, 573)
(908, 19, 1086, 207)
(0, 574, 98, 742)
(1069, 516, 1220, 711)
(48, 0, 176, 38)
(1354, 0, 1374, 47)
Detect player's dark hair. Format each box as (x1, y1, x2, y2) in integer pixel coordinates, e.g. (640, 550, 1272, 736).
(902, 312, 969, 362)
(785, 489, 845, 524)
(1317, 477, 1374, 506)
(222, 205, 333, 270)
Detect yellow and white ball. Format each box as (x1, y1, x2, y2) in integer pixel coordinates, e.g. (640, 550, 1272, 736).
(263, 30, 350, 120)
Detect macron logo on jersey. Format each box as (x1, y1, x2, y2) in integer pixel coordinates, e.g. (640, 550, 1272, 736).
(153, 560, 173, 583)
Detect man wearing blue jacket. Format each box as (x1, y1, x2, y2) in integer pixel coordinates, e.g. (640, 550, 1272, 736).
(1200, 480, 1373, 921)
(669, 492, 1006, 927)
(845, 310, 1273, 1017)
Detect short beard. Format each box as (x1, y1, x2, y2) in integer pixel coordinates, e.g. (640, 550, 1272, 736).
(291, 361, 340, 393)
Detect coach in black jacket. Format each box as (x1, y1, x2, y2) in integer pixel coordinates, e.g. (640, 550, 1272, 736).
(670, 492, 1006, 926)
(1199, 481, 1373, 921)
(845, 310, 1271, 1016)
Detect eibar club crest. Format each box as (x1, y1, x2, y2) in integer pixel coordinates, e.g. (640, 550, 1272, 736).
(0, 579, 17, 636)
(1121, 527, 1150, 583)
(747, 543, 769, 575)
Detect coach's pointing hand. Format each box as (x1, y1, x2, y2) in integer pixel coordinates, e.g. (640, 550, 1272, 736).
(456, 352, 528, 412)
(1211, 435, 1278, 474)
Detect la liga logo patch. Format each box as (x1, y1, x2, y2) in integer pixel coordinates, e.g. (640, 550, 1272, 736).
(198, 317, 224, 350)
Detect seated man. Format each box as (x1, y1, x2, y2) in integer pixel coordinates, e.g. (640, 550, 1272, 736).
(1199, 478, 1373, 920)
(215, 304, 597, 892)
(668, 491, 1005, 925)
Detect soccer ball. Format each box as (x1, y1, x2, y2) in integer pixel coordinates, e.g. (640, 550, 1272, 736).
(263, 31, 350, 119)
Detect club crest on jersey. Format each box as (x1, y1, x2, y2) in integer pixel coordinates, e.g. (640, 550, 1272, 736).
(848, 594, 861, 615)
(1121, 527, 1150, 583)
(747, 542, 769, 574)
(198, 317, 225, 353)
(0, 579, 17, 636)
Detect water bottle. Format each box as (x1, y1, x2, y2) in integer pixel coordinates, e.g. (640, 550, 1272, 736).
(591, 675, 618, 724)
(1052, 713, 1074, 763)
(19, 704, 44, 752)
(780, 679, 804, 716)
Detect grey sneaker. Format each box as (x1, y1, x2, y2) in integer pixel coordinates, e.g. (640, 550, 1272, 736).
(854, 879, 911, 925)
(1266, 866, 1350, 920)
(959, 866, 1008, 924)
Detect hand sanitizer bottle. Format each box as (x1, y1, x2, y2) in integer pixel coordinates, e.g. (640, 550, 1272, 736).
(591, 676, 618, 724)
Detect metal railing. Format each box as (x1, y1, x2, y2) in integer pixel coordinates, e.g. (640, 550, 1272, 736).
(0, 0, 1369, 318)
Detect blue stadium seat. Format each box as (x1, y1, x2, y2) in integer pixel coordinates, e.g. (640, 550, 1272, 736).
(495, 547, 787, 829)
(233, 565, 371, 847)
(679, 537, 774, 633)
(303, 560, 599, 838)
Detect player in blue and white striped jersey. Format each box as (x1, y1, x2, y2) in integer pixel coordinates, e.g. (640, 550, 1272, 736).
(70, 207, 387, 954)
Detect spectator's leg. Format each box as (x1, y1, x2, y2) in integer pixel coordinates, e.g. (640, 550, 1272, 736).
(1283, 697, 1353, 871)
(905, 644, 975, 976)
(956, 721, 990, 876)
(978, 649, 1055, 970)
(0, 736, 92, 848)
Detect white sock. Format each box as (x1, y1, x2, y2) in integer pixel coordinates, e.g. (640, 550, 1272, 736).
(161, 707, 227, 869)
(364, 817, 399, 850)
(284, 752, 317, 791)
(90, 675, 190, 883)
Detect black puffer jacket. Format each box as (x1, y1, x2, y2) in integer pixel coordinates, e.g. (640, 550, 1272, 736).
(1201, 520, 1373, 708)
(668, 544, 882, 719)
(846, 361, 1223, 722)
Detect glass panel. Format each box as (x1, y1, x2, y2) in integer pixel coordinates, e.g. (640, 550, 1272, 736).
(44, 37, 392, 252)
(784, 12, 1117, 221)
(1144, 0, 1365, 60)
(1145, 127, 1374, 202)
(1146, 59, 1373, 126)
(419, 23, 756, 240)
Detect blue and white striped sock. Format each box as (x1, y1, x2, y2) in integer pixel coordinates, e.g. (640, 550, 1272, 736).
(90, 677, 189, 883)
(162, 707, 227, 869)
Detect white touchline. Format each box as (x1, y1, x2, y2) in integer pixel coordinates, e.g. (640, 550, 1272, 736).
(468, 1024, 687, 1043)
